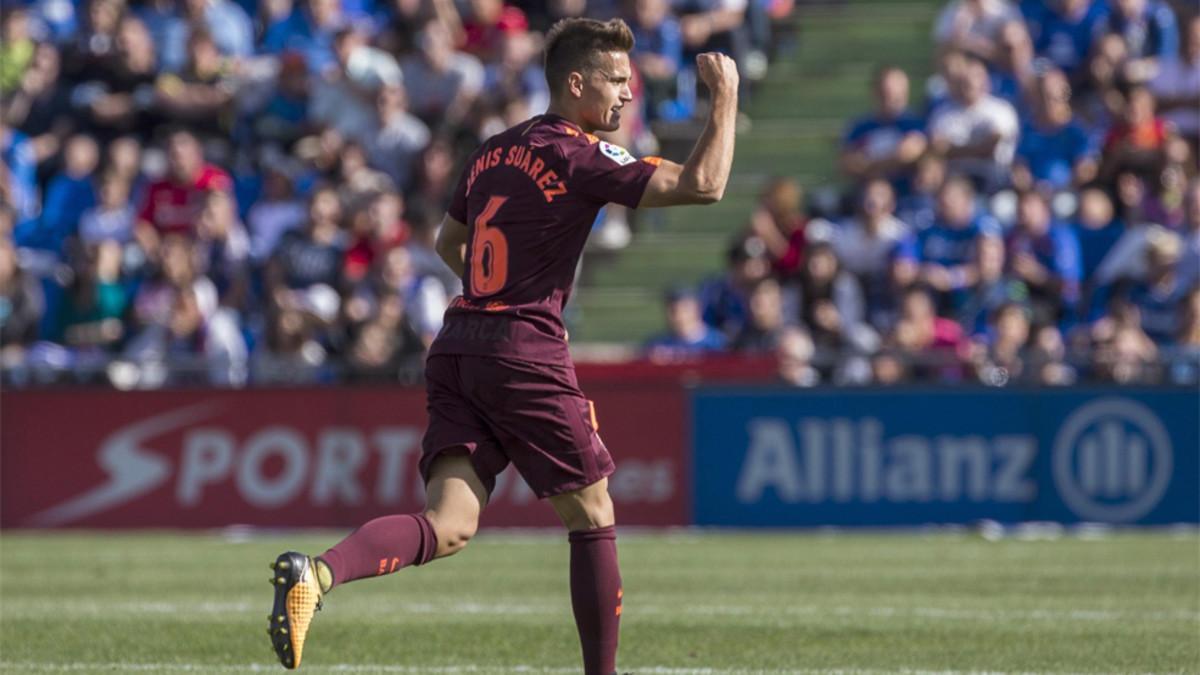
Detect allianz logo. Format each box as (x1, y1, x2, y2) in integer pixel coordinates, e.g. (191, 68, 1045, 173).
(1052, 398, 1172, 523)
(736, 398, 1172, 522)
(736, 418, 1037, 505)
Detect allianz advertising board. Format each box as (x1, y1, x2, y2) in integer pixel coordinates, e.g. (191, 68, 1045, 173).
(691, 388, 1199, 526)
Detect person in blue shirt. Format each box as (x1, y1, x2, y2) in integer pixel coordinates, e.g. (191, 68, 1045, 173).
(645, 287, 729, 359)
(897, 175, 1001, 311)
(840, 66, 928, 197)
(1013, 67, 1100, 192)
(1029, 0, 1108, 82)
(2, 123, 41, 242)
(627, 0, 686, 121)
(697, 237, 772, 340)
(40, 134, 100, 254)
(261, 0, 347, 75)
(1006, 189, 1083, 321)
(1073, 186, 1124, 283)
(1104, 0, 1179, 75)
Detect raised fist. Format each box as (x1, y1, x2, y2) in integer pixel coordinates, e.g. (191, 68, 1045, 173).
(696, 52, 739, 95)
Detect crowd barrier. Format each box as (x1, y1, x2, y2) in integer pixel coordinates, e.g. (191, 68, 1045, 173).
(2, 371, 1195, 528)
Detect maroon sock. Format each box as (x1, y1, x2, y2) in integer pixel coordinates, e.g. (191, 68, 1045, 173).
(318, 514, 438, 589)
(568, 525, 622, 675)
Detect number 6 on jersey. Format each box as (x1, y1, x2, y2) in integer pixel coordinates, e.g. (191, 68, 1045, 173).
(470, 195, 510, 296)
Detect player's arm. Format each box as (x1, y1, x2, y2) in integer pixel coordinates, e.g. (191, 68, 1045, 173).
(639, 53, 739, 208)
(435, 214, 469, 277)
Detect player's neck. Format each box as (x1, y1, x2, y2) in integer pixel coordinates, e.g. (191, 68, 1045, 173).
(544, 102, 593, 134)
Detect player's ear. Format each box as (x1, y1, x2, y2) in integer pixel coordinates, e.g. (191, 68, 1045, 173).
(567, 71, 585, 99)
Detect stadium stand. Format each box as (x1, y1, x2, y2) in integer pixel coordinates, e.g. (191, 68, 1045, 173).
(0, 0, 1197, 388)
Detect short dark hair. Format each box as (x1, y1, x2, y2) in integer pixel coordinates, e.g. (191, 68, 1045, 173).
(543, 18, 635, 93)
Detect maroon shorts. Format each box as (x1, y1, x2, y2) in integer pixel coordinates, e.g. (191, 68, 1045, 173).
(420, 354, 614, 499)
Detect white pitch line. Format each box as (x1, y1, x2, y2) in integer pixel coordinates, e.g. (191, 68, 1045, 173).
(0, 664, 1173, 675)
(3, 601, 1196, 624)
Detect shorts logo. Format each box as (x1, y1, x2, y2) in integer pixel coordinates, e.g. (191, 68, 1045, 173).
(599, 141, 635, 166)
(1052, 398, 1172, 523)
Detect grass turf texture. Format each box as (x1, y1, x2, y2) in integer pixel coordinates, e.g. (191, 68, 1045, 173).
(1, 530, 1196, 673)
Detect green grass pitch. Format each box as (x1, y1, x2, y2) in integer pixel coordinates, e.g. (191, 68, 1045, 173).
(1, 530, 1197, 673)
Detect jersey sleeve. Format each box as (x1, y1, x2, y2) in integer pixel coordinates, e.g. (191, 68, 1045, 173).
(565, 140, 660, 209)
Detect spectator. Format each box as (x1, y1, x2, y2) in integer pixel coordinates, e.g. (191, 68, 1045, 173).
(310, 28, 400, 146)
(376, 244, 448, 343)
(0, 8, 35, 95)
(832, 178, 910, 322)
(247, 51, 314, 149)
(972, 300, 1031, 384)
(645, 287, 728, 360)
(1102, 0, 1179, 83)
(627, 0, 685, 121)
(196, 189, 251, 311)
(135, 128, 233, 257)
(1168, 286, 1200, 384)
(1148, 14, 1199, 149)
(78, 170, 136, 246)
(482, 30, 551, 125)
(732, 277, 787, 352)
(1, 120, 40, 233)
(933, 0, 1022, 64)
(1027, 323, 1077, 385)
(796, 241, 869, 354)
(247, 163, 307, 263)
(1028, 0, 1108, 83)
(400, 20, 485, 130)
(1091, 298, 1158, 382)
(73, 15, 162, 142)
(364, 83, 432, 190)
(261, 0, 347, 75)
(52, 238, 131, 351)
(62, 0, 125, 83)
(122, 234, 246, 386)
(1012, 68, 1099, 192)
(698, 238, 771, 340)
(267, 185, 346, 327)
(957, 233, 1028, 334)
(1122, 227, 1189, 343)
(841, 66, 927, 196)
(0, 234, 45, 363)
(899, 176, 1001, 310)
(40, 133, 100, 251)
(253, 306, 329, 383)
(3, 42, 72, 142)
(1006, 189, 1083, 321)
(927, 55, 1020, 191)
(460, 0, 529, 61)
(181, 0, 255, 63)
(344, 190, 408, 282)
(1099, 84, 1174, 183)
(154, 29, 239, 156)
(896, 154, 947, 231)
(989, 20, 1037, 113)
(887, 285, 969, 381)
(1073, 187, 1125, 309)
(747, 176, 809, 279)
(775, 325, 819, 386)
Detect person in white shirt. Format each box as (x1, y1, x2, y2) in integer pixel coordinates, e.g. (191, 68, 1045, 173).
(928, 54, 1020, 191)
(934, 0, 1022, 64)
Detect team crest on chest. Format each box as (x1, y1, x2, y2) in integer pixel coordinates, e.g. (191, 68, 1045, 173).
(599, 141, 635, 166)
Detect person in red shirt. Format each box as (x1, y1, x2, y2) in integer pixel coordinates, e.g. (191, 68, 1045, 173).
(1100, 84, 1175, 182)
(134, 128, 232, 260)
(266, 18, 740, 675)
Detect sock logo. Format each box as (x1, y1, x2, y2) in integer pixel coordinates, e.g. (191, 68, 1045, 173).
(377, 557, 402, 575)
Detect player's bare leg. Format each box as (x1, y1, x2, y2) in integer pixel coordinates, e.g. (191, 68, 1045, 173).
(265, 453, 486, 669)
(549, 478, 622, 675)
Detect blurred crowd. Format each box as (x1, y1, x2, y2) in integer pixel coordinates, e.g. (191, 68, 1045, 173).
(647, 0, 1200, 386)
(0, 0, 792, 387)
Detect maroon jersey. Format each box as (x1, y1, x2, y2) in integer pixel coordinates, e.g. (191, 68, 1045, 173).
(430, 113, 660, 364)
